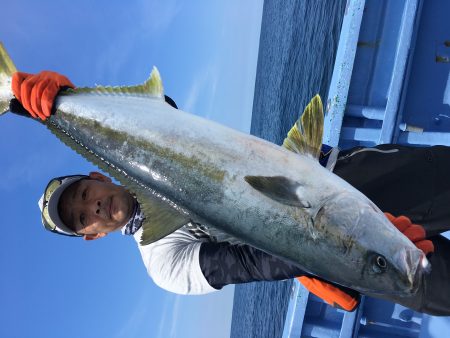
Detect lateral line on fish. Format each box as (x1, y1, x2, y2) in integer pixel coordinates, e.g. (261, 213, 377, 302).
(46, 119, 144, 193)
(45, 118, 191, 243)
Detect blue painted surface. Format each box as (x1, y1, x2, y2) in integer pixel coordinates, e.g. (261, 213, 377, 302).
(282, 282, 309, 338)
(323, 0, 366, 147)
(328, 0, 425, 149)
(394, 0, 450, 145)
(285, 0, 450, 336)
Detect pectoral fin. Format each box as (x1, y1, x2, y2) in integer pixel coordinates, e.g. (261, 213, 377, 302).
(245, 175, 310, 208)
(282, 95, 324, 159)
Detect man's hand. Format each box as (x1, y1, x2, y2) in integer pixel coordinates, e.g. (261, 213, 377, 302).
(12, 71, 74, 120)
(384, 212, 434, 255)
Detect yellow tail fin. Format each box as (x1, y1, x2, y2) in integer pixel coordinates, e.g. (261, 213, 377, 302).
(282, 94, 324, 159)
(0, 42, 17, 115)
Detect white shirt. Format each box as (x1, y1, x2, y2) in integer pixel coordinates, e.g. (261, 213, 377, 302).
(133, 225, 218, 295)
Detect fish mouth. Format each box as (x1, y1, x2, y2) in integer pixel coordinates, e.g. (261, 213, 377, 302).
(399, 249, 430, 295)
(411, 253, 431, 291)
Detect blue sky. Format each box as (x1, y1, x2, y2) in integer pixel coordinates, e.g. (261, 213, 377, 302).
(0, 1, 263, 337)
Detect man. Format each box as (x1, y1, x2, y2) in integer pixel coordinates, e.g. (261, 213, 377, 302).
(12, 71, 450, 316)
(40, 172, 136, 240)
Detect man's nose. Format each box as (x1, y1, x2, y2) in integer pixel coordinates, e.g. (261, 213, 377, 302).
(89, 200, 102, 216)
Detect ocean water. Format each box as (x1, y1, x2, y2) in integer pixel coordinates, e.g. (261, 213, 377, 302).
(230, 1, 347, 337)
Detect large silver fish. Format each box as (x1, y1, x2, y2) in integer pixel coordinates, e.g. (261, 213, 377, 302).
(0, 43, 429, 296)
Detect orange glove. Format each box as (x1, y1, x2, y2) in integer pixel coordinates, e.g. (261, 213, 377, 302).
(11, 71, 74, 120)
(384, 212, 434, 255)
(297, 276, 359, 311)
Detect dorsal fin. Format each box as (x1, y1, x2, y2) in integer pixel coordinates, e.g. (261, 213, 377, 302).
(141, 66, 164, 97)
(71, 66, 164, 99)
(282, 94, 324, 159)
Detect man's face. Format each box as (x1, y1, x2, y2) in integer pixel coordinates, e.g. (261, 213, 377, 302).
(58, 174, 135, 236)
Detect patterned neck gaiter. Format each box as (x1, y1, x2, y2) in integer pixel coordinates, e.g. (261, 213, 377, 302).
(121, 201, 145, 236)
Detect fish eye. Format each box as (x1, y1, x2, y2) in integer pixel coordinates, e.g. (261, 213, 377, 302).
(372, 255, 387, 273)
(376, 256, 387, 269)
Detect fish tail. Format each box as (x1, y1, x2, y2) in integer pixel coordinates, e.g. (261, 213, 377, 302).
(0, 42, 17, 115)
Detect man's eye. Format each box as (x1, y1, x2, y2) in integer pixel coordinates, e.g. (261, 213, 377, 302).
(82, 189, 87, 200)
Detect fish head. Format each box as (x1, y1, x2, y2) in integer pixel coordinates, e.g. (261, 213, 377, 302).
(312, 191, 429, 296)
